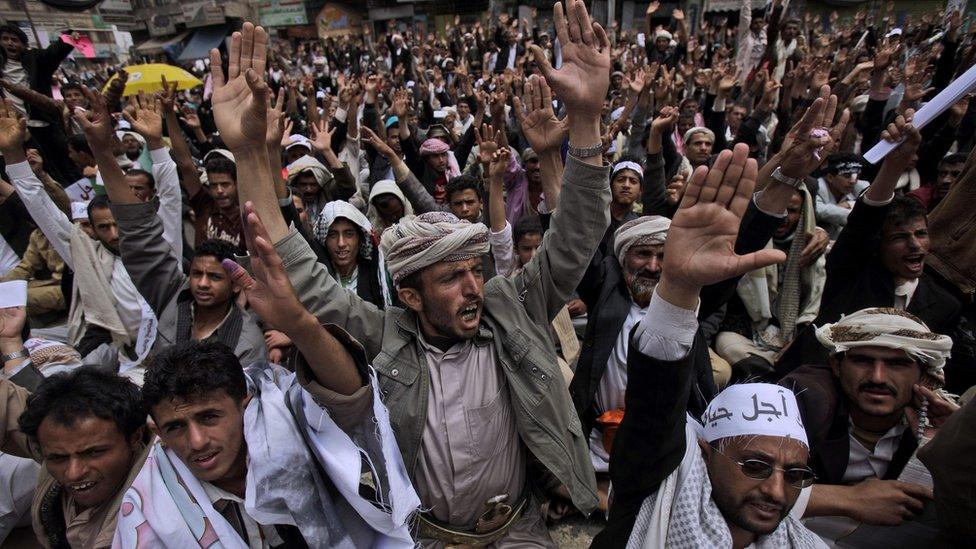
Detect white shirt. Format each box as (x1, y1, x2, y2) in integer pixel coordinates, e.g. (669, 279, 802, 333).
(589, 302, 647, 472)
(0, 233, 18, 277)
(893, 278, 919, 310)
(5, 160, 148, 340)
(201, 482, 283, 548)
(842, 420, 907, 483)
(3, 60, 28, 118)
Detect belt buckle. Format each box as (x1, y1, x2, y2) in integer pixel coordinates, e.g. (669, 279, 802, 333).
(474, 494, 512, 534)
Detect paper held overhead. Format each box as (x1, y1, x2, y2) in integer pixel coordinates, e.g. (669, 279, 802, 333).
(863, 62, 976, 164)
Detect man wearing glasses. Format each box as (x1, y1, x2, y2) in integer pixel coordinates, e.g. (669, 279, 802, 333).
(591, 143, 826, 548)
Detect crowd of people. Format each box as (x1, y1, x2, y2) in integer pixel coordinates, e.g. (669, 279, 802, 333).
(0, 0, 975, 547)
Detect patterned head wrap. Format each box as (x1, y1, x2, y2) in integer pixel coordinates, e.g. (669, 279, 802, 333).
(419, 138, 451, 156)
(815, 307, 953, 386)
(314, 200, 374, 260)
(613, 216, 671, 267)
(380, 211, 490, 285)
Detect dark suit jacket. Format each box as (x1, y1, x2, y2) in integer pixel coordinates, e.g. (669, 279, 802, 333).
(779, 364, 917, 485)
(572, 201, 784, 439)
(591, 335, 696, 548)
(12, 39, 74, 123)
(776, 199, 962, 376)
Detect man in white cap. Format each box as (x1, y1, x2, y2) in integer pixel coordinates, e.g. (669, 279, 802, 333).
(593, 141, 824, 548)
(780, 307, 955, 528)
(217, 2, 612, 544)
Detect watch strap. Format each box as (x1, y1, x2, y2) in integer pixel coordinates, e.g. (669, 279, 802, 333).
(566, 142, 604, 159)
(1, 349, 29, 363)
(771, 167, 805, 189)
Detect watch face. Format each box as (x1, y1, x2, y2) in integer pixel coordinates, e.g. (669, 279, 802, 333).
(38, 0, 104, 12)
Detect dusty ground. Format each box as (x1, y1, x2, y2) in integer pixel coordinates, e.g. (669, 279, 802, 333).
(547, 512, 605, 548)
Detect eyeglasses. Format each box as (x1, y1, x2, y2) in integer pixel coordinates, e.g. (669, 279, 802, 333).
(711, 446, 817, 489)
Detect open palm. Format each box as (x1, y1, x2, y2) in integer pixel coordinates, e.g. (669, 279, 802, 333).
(226, 203, 309, 332)
(514, 75, 567, 154)
(0, 100, 26, 152)
(664, 144, 785, 288)
(529, 0, 610, 119)
(209, 23, 269, 151)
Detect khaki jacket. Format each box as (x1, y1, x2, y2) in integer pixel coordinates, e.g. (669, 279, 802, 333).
(0, 365, 149, 548)
(273, 155, 608, 514)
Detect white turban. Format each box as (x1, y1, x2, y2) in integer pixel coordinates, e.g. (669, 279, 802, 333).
(613, 216, 671, 267)
(683, 126, 715, 145)
(702, 383, 808, 448)
(380, 211, 490, 285)
(287, 155, 333, 187)
(815, 308, 953, 385)
(654, 30, 673, 42)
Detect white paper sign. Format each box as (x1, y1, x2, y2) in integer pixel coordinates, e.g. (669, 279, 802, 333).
(864, 62, 976, 164)
(0, 280, 27, 308)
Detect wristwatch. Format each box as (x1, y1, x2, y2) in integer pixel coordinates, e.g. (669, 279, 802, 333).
(770, 167, 805, 189)
(1, 349, 29, 363)
(567, 142, 604, 159)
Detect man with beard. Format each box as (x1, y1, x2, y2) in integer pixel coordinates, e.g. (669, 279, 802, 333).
(593, 141, 824, 549)
(570, 215, 670, 511)
(779, 307, 956, 529)
(0, 99, 157, 376)
(286, 153, 357, 227)
(223, 3, 610, 543)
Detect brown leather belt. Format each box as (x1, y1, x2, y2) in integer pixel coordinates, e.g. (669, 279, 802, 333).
(413, 493, 529, 547)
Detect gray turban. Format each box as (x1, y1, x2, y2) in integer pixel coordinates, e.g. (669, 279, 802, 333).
(380, 211, 490, 285)
(613, 215, 671, 267)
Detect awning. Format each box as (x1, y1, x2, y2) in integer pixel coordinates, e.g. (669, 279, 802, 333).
(134, 32, 189, 55)
(177, 25, 229, 61)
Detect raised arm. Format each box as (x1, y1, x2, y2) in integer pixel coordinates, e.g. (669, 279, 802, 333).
(513, 75, 568, 208)
(514, 0, 611, 321)
(207, 23, 285, 242)
(0, 100, 74, 269)
(159, 78, 204, 202)
(124, 91, 183, 261)
(208, 23, 385, 355)
(597, 144, 785, 546)
(226, 204, 362, 396)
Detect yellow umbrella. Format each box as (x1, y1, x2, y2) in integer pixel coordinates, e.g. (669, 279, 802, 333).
(102, 64, 203, 97)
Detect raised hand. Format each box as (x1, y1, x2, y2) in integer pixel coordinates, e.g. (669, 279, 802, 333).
(224, 203, 310, 333)
(265, 87, 287, 149)
(879, 108, 920, 174)
(0, 99, 27, 154)
(361, 126, 397, 160)
(778, 85, 848, 178)
(74, 87, 116, 151)
(513, 75, 567, 154)
(646, 1, 660, 15)
(488, 146, 510, 179)
(652, 105, 679, 133)
(529, 0, 610, 120)
(474, 124, 501, 165)
(123, 92, 164, 142)
(208, 22, 269, 151)
(309, 119, 335, 153)
(157, 74, 178, 114)
(659, 143, 786, 307)
(179, 104, 202, 130)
